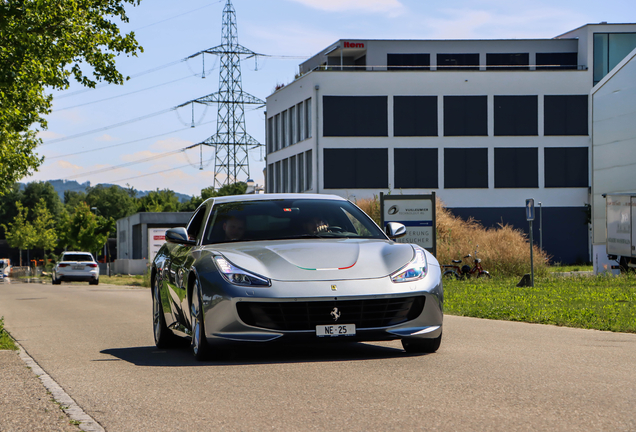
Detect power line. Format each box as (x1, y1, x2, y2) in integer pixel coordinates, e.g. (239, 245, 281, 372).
(62, 147, 193, 180)
(46, 120, 216, 160)
(54, 75, 198, 111)
(53, 59, 186, 99)
(42, 107, 176, 145)
(106, 163, 196, 184)
(132, 1, 223, 32)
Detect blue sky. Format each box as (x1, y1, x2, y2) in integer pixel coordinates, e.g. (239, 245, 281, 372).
(28, 0, 635, 197)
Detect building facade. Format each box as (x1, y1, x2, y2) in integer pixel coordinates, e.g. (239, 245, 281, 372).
(591, 46, 636, 273)
(264, 23, 636, 264)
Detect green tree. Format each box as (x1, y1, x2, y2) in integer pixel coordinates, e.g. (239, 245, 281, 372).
(86, 184, 138, 224)
(1, 202, 36, 266)
(31, 198, 57, 258)
(204, 182, 248, 198)
(0, 183, 23, 239)
(137, 189, 181, 213)
(57, 203, 114, 257)
(0, 0, 143, 195)
(63, 190, 88, 211)
(178, 182, 248, 212)
(21, 181, 63, 221)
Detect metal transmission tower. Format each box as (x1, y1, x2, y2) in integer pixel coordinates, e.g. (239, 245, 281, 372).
(192, 0, 264, 189)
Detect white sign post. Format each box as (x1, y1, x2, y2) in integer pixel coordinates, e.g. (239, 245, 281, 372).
(148, 228, 171, 264)
(380, 193, 436, 256)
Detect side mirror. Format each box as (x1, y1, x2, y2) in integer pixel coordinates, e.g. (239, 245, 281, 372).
(385, 222, 406, 239)
(165, 227, 196, 246)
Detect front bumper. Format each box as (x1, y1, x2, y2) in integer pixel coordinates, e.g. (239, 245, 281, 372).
(198, 266, 443, 345)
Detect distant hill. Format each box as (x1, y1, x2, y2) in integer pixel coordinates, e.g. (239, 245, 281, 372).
(19, 180, 193, 203)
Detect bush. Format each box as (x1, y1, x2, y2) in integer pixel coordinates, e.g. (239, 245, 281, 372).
(354, 196, 549, 277)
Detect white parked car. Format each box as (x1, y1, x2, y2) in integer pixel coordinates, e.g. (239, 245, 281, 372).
(52, 252, 99, 285)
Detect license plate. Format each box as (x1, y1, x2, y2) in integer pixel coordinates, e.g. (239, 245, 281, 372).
(72, 265, 83, 270)
(316, 324, 356, 337)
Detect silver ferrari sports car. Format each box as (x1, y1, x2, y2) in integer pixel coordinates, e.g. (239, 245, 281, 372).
(151, 194, 443, 360)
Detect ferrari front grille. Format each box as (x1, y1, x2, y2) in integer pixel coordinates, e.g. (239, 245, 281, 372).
(236, 296, 425, 331)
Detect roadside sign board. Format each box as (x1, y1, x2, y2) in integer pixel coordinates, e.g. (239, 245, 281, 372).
(526, 199, 535, 221)
(380, 193, 436, 256)
(148, 228, 171, 263)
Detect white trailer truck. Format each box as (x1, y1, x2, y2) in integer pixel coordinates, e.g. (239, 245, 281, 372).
(605, 193, 636, 272)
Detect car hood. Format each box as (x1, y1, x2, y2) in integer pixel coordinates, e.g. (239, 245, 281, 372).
(207, 239, 415, 281)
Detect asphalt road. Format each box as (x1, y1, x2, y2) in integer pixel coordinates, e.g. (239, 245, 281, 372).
(1, 281, 635, 431)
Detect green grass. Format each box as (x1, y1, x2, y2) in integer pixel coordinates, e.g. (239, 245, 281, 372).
(549, 264, 593, 272)
(444, 274, 636, 333)
(0, 317, 18, 350)
(99, 273, 151, 287)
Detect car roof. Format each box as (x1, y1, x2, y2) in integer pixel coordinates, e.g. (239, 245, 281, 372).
(205, 193, 348, 206)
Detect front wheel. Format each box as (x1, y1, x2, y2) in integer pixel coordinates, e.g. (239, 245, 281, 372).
(191, 279, 212, 361)
(153, 277, 180, 348)
(402, 333, 442, 354)
(477, 271, 491, 279)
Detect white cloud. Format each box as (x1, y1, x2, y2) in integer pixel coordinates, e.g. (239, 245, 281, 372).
(149, 137, 194, 152)
(286, 0, 405, 16)
(95, 134, 118, 142)
(421, 6, 587, 39)
(37, 130, 65, 140)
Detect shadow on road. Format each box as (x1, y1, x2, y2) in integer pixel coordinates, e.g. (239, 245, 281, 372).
(100, 341, 421, 367)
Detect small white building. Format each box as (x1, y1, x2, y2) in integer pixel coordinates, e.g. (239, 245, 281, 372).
(265, 23, 636, 264)
(591, 46, 636, 273)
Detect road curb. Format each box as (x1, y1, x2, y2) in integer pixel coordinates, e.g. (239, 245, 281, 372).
(17, 342, 105, 432)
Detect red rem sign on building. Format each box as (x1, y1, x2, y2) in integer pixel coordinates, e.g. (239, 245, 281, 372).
(343, 42, 365, 48)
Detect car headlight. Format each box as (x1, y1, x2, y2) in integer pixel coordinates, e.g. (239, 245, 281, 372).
(390, 248, 427, 283)
(214, 256, 271, 287)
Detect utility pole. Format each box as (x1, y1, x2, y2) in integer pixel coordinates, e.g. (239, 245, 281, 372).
(185, 0, 265, 189)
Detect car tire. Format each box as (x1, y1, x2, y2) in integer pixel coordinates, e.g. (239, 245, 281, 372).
(153, 277, 180, 349)
(401, 333, 442, 354)
(52, 274, 61, 285)
(191, 279, 211, 361)
(89, 279, 99, 285)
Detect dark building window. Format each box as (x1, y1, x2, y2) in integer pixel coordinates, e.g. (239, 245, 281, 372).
(444, 148, 488, 189)
(593, 33, 636, 84)
(544, 95, 588, 136)
(544, 147, 589, 188)
(387, 54, 430, 71)
(323, 96, 387, 137)
(394, 148, 438, 189)
(494, 96, 538, 136)
(443, 96, 487, 136)
(486, 53, 529, 70)
(394, 96, 438, 136)
(536, 52, 578, 70)
(437, 53, 479, 70)
(324, 148, 388, 189)
(494, 148, 538, 188)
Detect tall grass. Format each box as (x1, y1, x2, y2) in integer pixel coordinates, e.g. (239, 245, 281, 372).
(354, 195, 549, 277)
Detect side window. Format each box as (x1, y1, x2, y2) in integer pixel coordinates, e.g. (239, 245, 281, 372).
(187, 206, 208, 241)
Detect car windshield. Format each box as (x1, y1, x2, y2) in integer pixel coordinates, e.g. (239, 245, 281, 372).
(62, 254, 94, 262)
(202, 199, 386, 244)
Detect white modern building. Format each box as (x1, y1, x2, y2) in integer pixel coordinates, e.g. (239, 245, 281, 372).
(591, 46, 636, 273)
(265, 23, 636, 263)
